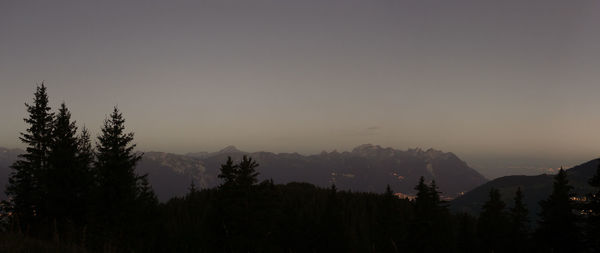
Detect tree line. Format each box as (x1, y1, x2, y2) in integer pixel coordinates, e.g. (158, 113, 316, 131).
(1, 84, 599, 252)
(1, 84, 157, 251)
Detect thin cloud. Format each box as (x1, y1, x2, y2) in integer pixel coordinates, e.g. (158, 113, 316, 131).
(343, 126, 382, 136)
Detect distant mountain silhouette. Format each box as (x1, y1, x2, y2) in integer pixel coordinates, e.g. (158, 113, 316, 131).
(0, 145, 487, 202)
(141, 144, 487, 201)
(451, 158, 598, 220)
(185, 145, 246, 159)
(137, 152, 217, 201)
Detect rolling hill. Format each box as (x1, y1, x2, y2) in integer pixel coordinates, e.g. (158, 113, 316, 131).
(451, 158, 598, 220)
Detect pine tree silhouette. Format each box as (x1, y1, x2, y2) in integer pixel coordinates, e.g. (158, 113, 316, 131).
(76, 126, 95, 213)
(477, 188, 509, 252)
(217, 156, 238, 189)
(235, 155, 259, 189)
(187, 180, 198, 195)
(45, 103, 92, 226)
(380, 184, 401, 253)
(136, 175, 158, 207)
(508, 187, 529, 251)
(93, 107, 144, 233)
(215, 155, 263, 252)
(535, 168, 580, 252)
(429, 180, 447, 211)
(410, 176, 450, 252)
(77, 127, 94, 177)
(385, 184, 394, 199)
(414, 177, 432, 215)
(6, 83, 54, 230)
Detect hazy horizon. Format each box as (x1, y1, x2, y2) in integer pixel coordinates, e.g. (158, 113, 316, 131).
(2, 0, 600, 178)
(0, 140, 590, 180)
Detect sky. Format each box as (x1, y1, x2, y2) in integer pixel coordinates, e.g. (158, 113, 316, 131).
(1, 0, 600, 178)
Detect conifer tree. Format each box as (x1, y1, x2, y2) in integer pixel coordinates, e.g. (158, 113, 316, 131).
(330, 183, 337, 194)
(215, 156, 262, 252)
(380, 184, 401, 252)
(508, 187, 529, 251)
(45, 103, 88, 224)
(93, 107, 143, 228)
(535, 168, 580, 252)
(6, 83, 54, 228)
(384, 184, 394, 199)
(136, 175, 158, 208)
(76, 127, 95, 223)
(187, 180, 198, 196)
(413, 177, 447, 216)
(410, 177, 450, 252)
(77, 127, 94, 177)
(322, 183, 345, 252)
(429, 180, 447, 212)
(236, 155, 259, 188)
(477, 188, 508, 252)
(413, 176, 432, 215)
(218, 156, 238, 189)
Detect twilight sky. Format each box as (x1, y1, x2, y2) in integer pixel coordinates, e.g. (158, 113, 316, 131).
(1, 0, 600, 177)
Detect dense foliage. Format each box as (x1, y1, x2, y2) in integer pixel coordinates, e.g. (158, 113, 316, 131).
(1, 85, 599, 252)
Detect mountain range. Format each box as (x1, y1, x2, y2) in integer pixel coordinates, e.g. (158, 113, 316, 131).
(0, 144, 487, 201)
(178, 144, 488, 200)
(2, 144, 597, 220)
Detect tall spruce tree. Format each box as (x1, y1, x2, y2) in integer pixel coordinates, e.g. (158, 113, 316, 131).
(380, 184, 402, 252)
(93, 107, 143, 228)
(235, 155, 259, 188)
(77, 126, 95, 191)
(509, 187, 529, 251)
(413, 177, 432, 216)
(45, 103, 89, 224)
(218, 156, 238, 189)
(384, 184, 394, 199)
(477, 188, 509, 252)
(187, 180, 198, 196)
(76, 126, 95, 223)
(429, 180, 447, 211)
(535, 168, 580, 252)
(77, 127, 94, 176)
(215, 156, 263, 252)
(410, 177, 450, 252)
(136, 175, 157, 208)
(6, 83, 54, 228)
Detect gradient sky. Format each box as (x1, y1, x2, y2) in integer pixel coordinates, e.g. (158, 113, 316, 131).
(1, 0, 600, 178)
